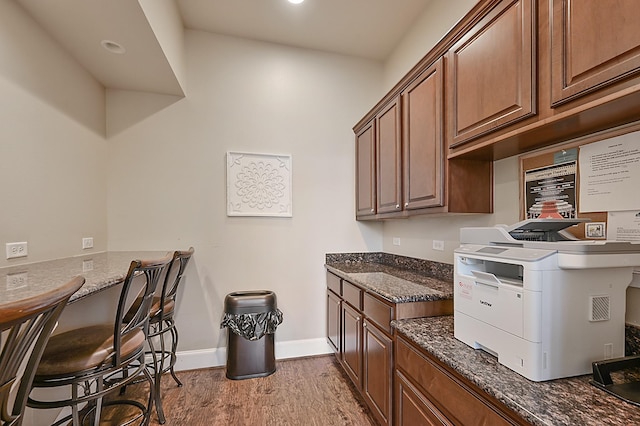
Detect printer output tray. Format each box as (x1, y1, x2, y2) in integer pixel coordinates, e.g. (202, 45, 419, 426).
(591, 355, 640, 406)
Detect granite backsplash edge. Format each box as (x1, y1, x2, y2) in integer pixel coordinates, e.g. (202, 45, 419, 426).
(325, 252, 453, 283)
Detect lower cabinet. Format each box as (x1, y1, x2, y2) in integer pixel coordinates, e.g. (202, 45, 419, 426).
(342, 301, 363, 388)
(328, 277, 530, 426)
(363, 319, 393, 425)
(327, 290, 341, 354)
(395, 335, 529, 426)
(396, 370, 452, 426)
(339, 285, 393, 426)
(326, 271, 453, 426)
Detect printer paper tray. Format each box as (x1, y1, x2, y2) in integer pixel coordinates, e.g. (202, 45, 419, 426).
(591, 355, 640, 406)
(591, 381, 640, 407)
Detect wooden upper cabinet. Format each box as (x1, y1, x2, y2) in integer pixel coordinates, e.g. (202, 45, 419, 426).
(447, 0, 536, 148)
(550, 0, 640, 106)
(356, 120, 376, 218)
(402, 58, 444, 210)
(376, 97, 402, 214)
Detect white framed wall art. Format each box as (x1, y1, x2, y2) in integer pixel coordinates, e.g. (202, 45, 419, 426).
(226, 151, 292, 217)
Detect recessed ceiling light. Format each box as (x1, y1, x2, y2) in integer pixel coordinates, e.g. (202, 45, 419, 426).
(100, 40, 126, 54)
(288, 0, 304, 4)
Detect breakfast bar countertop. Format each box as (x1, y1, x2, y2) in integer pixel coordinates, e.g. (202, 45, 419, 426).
(0, 251, 167, 305)
(394, 315, 640, 426)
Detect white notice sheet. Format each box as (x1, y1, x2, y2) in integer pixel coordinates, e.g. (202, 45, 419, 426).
(578, 132, 640, 213)
(607, 210, 640, 241)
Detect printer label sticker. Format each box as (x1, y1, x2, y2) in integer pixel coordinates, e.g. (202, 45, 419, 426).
(458, 280, 473, 300)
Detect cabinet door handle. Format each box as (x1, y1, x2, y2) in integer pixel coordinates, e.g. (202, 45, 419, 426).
(363, 322, 367, 327)
(370, 208, 374, 212)
(395, 204, 400, 209)
(404, 202, 409, 207)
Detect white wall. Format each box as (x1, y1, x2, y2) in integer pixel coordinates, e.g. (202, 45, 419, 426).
(106, 31, 384, 355)
(383, 0, 478, 91)
(0, 1, 107, 267)
(383, 157, 520, 263)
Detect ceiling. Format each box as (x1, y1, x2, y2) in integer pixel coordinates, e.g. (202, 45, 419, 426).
(178, 0, 431, 60)
(16, 0, 432, 95)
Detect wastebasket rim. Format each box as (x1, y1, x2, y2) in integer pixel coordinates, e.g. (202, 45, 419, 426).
(226, 290, 274, 297)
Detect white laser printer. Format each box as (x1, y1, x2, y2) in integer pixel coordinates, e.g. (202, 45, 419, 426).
(454, 219, 640, 381)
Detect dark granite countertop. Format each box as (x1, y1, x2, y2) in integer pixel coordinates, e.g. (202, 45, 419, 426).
(394, 316, 640, 426)
(325, 252, 453, 303)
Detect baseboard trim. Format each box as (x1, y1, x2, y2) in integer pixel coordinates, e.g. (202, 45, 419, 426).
(174, 338, 333, 372)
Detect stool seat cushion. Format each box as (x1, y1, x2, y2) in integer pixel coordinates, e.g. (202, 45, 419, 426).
(150, 297, 175, 320)
(124, 297, 175, 324)
(35, 324, 145, 377)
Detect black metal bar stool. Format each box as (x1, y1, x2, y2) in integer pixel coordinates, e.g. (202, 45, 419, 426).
(145, 247, 194, 424)
(0, 275, 84, 426)
(26, 254, 172, 426)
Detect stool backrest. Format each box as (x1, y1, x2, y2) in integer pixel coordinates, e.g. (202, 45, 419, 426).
(113, 254, 172, 366)
(158, 247, 194, 321)
(0, 275, 85, 426)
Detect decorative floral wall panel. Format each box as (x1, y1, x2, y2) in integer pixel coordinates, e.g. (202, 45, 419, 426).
(226, 152, 292, 217)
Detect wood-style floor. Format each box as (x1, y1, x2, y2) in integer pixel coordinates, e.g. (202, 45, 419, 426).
(112, 355, 378, 426)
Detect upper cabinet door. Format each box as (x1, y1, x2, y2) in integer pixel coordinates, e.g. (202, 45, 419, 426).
(356, 120, 376, 217)
(447, 0, 536, 148)
(376, 97, 402, 214)
(550, 0, 640, 106)
(402, 58, 444, 210)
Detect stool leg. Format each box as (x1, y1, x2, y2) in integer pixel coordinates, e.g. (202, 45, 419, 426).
(142, 362, 156, 426)
(119, 367, 129, 395)
(148, 336, 166, 424)
(168, 320, 182, 387)
(92, 377, 104, 426)
(71, 382, 81, 425)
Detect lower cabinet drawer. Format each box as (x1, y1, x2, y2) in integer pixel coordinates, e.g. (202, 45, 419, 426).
(326, 271, 341, 295)
(395, 337, 517, 426)
(364, 292, 393, 334)
(343, 280, 362, 310)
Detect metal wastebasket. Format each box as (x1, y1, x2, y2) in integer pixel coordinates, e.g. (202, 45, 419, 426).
(221, 290, 283, 380)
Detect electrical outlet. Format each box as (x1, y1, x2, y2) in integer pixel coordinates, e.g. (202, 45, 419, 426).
(6, 272, 28, 289)
(83, 259, 94, 272)
(392, 237, 401, 246)
(604, 343, 613, 360)
(432, 240, 445, 251)
(6, 242, 28, 259)
(82, 237, 94, 249)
